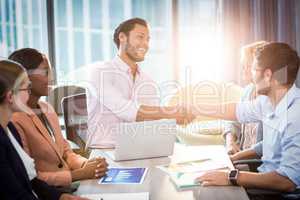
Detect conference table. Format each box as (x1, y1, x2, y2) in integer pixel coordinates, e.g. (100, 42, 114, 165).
(75, 143, 249, 200)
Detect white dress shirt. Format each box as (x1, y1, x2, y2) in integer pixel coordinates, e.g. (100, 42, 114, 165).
(7, 128, 37, 180)
(86, 56, 160, 148)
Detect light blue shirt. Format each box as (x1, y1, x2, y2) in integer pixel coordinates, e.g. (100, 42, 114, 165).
(223, 83, 263, 149)
(236, 84, 300, 186)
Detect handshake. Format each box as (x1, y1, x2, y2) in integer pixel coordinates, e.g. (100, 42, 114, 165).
(137, 104, 197, 125)
(163, 105, 196, 125)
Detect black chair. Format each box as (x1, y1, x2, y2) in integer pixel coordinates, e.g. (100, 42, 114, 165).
(233, 159, 300, 200)
(61, 93, 90, 157)
(295, 67, 300, 88)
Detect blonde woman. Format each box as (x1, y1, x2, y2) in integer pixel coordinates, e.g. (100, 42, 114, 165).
(224, 41, 268, 155)
(9, 48, 108, 187)
(0, 60, 88, 200)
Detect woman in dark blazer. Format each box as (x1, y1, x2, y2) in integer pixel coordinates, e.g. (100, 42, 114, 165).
(0, 122, 63, 200)
(0, 60, 88, 200)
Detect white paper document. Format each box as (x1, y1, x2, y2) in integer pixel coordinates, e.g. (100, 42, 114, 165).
(81, 192, 149, 200)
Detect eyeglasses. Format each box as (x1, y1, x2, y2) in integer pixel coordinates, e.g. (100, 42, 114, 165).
(18, 83, 32, 94)
(29, 69, 49, 77)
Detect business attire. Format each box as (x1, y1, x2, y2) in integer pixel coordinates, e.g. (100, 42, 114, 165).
(236, 84, 300, 187)
(86, 56, 160, 148)
(0, 122, 63, 200)
(223, 84, 263, 150)
(12, 101, 87, 186)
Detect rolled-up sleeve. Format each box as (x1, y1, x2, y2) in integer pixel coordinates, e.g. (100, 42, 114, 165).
(276, 124, 300, 186)
(250, 141, 263, 156)
(236, 96, 264, 124)
(88, 67, 140, 122)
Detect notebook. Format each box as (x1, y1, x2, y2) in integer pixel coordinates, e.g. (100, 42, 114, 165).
(98, 167, 148, 184)
(158, 159, 229, 189)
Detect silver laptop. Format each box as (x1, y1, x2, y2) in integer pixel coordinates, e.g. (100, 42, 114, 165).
(106, 119, 177, 161)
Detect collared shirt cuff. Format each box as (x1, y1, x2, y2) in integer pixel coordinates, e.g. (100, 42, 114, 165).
(276, 168, 300, 186)
(251, 142, 263, 156)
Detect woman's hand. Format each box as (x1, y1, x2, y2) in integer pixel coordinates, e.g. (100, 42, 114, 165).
(81, 157, 108, 179)
(89, 157, 109, 178)
(227, 142, 240, 155)
(72, 157, 108, 181)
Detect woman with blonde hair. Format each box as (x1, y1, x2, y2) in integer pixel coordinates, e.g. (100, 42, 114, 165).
(224, 41, 268, 155)
(9, 48, 108, 187)
(0, 59, 87, 200)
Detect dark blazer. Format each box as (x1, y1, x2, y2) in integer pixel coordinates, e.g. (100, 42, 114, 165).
(0, 122, 63, 200)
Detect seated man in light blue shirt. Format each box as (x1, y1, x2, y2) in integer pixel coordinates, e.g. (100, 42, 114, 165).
(193, 42, 300, 192)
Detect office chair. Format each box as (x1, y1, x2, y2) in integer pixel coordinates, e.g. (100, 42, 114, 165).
(49, 85, 85, 116)
(61, 93, 90, 157)
(295, 67, 300, 88)
(233, 159, 300, 200)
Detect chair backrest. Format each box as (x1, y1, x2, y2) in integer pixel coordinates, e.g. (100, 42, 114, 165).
(295, 67, 300, 88)
(61, 92, 89, 156)
(49, 85, 85, 116)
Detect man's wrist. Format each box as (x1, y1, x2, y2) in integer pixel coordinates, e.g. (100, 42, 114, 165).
(228, 169, 239, 186)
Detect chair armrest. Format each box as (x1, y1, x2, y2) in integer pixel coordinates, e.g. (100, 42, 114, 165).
(282, 188, 300, 199)
(233, 159, 262, 172)
(247, 188, 300, 200)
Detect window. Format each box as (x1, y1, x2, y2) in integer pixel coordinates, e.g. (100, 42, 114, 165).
(1, 0, 219, 88)
(178, 0, 223, 84)
(0, 0, 48, 59)
(54, 0, 173, 85)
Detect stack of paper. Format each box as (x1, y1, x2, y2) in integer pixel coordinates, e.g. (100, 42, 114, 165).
(158, 159, 228, 189)
(169, 172, 203, 189)
(159, 158, 228, 173)
(81, 192, 149, 200)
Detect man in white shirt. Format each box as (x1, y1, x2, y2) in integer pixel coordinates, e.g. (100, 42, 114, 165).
(86, 18, 195, 148)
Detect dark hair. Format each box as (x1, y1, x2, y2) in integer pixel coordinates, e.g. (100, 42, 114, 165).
(113, 18, 148, 49)
(0, 60, 26, 104)
(8, 48, 43, 70)
(0, 76, 9, 104)
(255, 42, 300, 85)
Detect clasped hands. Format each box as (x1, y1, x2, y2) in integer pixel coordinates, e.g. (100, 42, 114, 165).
(80, 157, 108, 179)
(166, 105, 196, 125)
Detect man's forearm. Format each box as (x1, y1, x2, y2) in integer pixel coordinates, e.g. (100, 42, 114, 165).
(191, 103, 237, 121)
(231, 149, 259, 161)
(136, 105, 171, 121)
(136, 105, 194, 124)
(237, 171, 296, 192)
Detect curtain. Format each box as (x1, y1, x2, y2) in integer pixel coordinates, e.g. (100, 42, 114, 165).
(220, 0, 300, 84)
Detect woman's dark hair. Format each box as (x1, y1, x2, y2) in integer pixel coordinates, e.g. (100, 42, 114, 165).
(0, 60, 26, 104)
(255, 42, 300, 85)
(0, 76, 9, 104)
(113, 18, 148, 49)
(8, 48, 43, 71)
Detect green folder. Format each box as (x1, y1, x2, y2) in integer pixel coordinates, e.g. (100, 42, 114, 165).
(169, 172, 203, 189)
